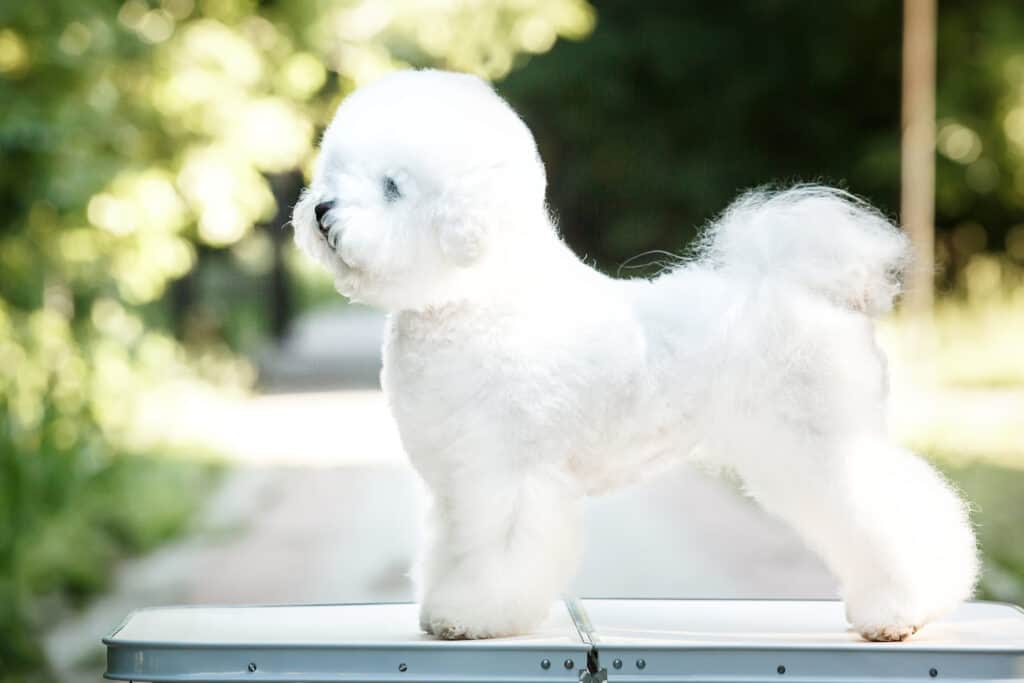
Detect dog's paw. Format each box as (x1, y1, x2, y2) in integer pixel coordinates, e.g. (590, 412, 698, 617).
(418, 607, 484, 639)
(431, 620, 473, 640)
(855, 622, 921, 642)
(418, 603, 483, 639)
(845, 590, 926, 643)
(419, 594, 543, 640)
(420, 613, 511, 640)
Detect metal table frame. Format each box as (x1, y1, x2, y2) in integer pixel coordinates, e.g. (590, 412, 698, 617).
(104, 599, 1024, 683)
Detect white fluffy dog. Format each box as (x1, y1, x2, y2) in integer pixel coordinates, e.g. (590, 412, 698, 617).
(292, 69, 978, 642)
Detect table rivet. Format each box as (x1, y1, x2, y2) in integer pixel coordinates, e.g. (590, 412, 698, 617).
(247, 663, 257, 673)
(929, 669, 938, 678)
(399, 663, 408, 672)
(612, 659, 623, 670)
(564, 659, 574, 670)
(541, 659, 551, 670)
(636, 659, 646, 670)
(777, 665, 786, 675)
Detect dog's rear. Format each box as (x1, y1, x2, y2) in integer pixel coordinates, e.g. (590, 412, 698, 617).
(649, 188, 978, 640)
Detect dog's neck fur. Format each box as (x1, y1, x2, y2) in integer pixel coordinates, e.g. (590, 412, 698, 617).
(402, 206, 588, 317)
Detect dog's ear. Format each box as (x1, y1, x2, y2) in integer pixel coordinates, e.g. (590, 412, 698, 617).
(437, 206, 485, 267)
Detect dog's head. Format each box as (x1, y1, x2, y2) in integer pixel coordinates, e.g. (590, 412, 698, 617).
(293, 69, 547, 310)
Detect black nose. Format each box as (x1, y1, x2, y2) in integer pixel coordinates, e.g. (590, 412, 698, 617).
(314, 201, 334, 234)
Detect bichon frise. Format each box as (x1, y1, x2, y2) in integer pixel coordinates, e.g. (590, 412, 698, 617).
(292, 69, 978, 642)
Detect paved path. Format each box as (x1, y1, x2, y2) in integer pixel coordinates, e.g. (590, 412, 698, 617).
(257, 305, 386, 391)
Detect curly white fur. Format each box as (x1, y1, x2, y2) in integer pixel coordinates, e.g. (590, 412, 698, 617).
(293, 69, 978, 642)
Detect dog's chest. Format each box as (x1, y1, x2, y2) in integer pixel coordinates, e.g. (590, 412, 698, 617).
(381, 308, 517, 451)
(380, 302, 655, 481)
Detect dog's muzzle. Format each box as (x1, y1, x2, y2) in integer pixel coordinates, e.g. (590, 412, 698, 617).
(314, 201, 334, 239)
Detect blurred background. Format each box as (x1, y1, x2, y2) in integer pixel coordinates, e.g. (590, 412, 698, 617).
(2, 1, 1023, 681)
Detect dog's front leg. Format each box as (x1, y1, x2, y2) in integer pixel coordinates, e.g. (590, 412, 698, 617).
(417, 462, 583, 639)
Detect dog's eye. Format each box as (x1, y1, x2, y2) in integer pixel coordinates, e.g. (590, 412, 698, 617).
(383, 176, 401, 203)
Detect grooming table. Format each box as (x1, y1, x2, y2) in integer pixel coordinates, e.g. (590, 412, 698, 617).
(104, 599, 1024, 682)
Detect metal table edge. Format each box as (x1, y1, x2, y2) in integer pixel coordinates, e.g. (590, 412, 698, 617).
(103, 672, 591, 682)
(102, 638, 591, 651)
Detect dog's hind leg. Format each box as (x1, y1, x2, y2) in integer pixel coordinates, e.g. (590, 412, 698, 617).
(417, 462, 583, 639)
(722, 431, 977, 641)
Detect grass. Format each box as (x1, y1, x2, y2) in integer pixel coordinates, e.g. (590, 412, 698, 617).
(934, 457, 1024, 606)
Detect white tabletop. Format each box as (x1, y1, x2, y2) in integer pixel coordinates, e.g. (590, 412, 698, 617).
(580, 599, 1024, 650)
(109, 601, 584, 647)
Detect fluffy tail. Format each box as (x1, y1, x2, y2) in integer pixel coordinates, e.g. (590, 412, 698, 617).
(698, 186, 912, 316)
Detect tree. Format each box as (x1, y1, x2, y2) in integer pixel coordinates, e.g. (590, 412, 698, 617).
(501, 1, 1024, 293)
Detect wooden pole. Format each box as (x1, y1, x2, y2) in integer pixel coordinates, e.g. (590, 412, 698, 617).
(900, 0, 937, 312)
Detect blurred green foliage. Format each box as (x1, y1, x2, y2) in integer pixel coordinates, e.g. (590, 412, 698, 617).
(503, 1, 1024, 292)
(0, 296, 226, 680)
(1, 451, 218, 682)
(504, 2, 901, 271)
